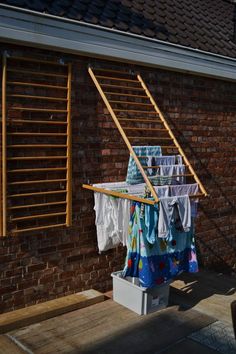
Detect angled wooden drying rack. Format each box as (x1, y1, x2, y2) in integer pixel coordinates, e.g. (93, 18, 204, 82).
(83, 67, 207, 204)
(1, 54, 72, 236)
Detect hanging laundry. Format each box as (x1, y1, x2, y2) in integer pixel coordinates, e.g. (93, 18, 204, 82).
(94, 192, 130, 252)
(149, 164, 186, 185)
(126, 146, 162, 184)
(123, 201, 198, 288)
(169, 183, 199, 217)
(158, 195, 191, 238)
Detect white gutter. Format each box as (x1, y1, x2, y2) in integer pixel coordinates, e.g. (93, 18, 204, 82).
(0, 4, 236, 81)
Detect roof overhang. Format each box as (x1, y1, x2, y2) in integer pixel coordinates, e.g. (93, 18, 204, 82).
(0, 4, 236, 81)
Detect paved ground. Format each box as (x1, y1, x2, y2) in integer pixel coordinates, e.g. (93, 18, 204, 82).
(0, 270, 235, 354)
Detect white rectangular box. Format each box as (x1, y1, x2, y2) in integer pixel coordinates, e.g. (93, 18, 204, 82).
(111, 271, 170, 315)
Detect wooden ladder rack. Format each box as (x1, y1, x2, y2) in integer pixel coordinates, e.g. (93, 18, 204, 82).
(1, 54, 72, 236)
(83, 67, 207, 203)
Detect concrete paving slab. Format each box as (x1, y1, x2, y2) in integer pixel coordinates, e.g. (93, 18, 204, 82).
(0, 335, 26, 354)
(159, 338, 219, 354)
(8, 300, 216, 354)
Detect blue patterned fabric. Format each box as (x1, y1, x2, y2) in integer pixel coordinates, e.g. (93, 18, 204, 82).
(126, 146, 162, 185)
(123, 201, 198, 288)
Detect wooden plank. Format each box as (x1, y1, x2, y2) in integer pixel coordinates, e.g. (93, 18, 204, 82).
(138, 75, 208, 196)
(8, 132, 67, 137)
(8, 156, 67, 161)
(93, 68, 134, 75)
(11, 212, 66, 222)
(10, 119, 67, 125)
(8, 144, 67, 148)
(9, 190, 67, 198)
(8, 94, 67, 102)
(8, 55, 68, 66)
(128, 137, 173, 140)
(7, 81, 67, 90)
(8, 133, 67, 137)
(110, 100, 152, 106)
(13, 223, 66, 233)
(2, 54, 7, 236)
(8, 167, 66, 173)
(88, 68, 159, 202)
(9, 201, 66, 210)
(8, 178, 67, 185)
(113, 109, 157, 114)
(118, 118, 160, 123)
(100, 83, 144, 91)
(0, 289, 105, 334)
(104, 92, 148, 98)
(83, 184, 156, 205)
(123, 127, 166, 132)
(96, 75, 139, 83)
(12, 108, 67, 113)
(66, 64, 72, 227)
(7, 68, 67, 78)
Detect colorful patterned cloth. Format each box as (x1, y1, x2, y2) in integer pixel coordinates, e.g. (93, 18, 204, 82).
(123, 201, 198, 288)
(126, 146, 162, 184)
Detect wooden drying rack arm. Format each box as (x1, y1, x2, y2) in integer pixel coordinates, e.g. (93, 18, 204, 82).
(137, 75, 208, 197)
(83, 184, 156, 205)
(82, 184, 205, 204)
(88, 67, 159, 203)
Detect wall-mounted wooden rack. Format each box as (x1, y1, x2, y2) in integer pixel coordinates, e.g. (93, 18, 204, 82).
(1, 54, 72, 236)
(83, 67, 207, 203)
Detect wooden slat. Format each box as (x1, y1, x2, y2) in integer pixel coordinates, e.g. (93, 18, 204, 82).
(11, 212, 66, 222)
(110, 100, 152, 106)
(137, 75, 208, 196)
(94, 68, 134, 75)
(9, 201, 66, 210)
(96, 75, 139, 83)
(8, 56, 68, 66)
(9, 190, 67, 198)
(7, 156, 67, 161)
(8, 167, 66, 173)
(10, 119, 67, 125)
(88, 68, 159, 202)
(8, 132, 67, 137)
(13, 223, 66, 233)
(7, 81, 67, 90)
(83, 184, 156, 205)
(8, 144, 67, 148)
(1, 54, 7, 236)
(8, 94, 67, 102)
(8, 179, 67, 185)
(7, 68, 67, 78)
(113, 109, 157, 114)
(118, 118, 160, 123)
(123, 127, 166, 132)
(100, 83, 144, 91)
(127, 136, 173, 140)
(12, 107, 67, 112)
(104, 92, 148, 98)
(66, 63, 72, 227)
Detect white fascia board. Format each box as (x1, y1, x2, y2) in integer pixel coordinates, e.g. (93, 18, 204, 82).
(0, 6, 236, 81)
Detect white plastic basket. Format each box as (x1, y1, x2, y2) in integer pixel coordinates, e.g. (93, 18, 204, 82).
(111, 271, 170, 315)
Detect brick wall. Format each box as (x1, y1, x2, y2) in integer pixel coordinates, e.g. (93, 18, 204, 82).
(0, 44, 235, 313)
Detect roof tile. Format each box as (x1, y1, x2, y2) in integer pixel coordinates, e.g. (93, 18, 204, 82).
(1, 0, 236, 58)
